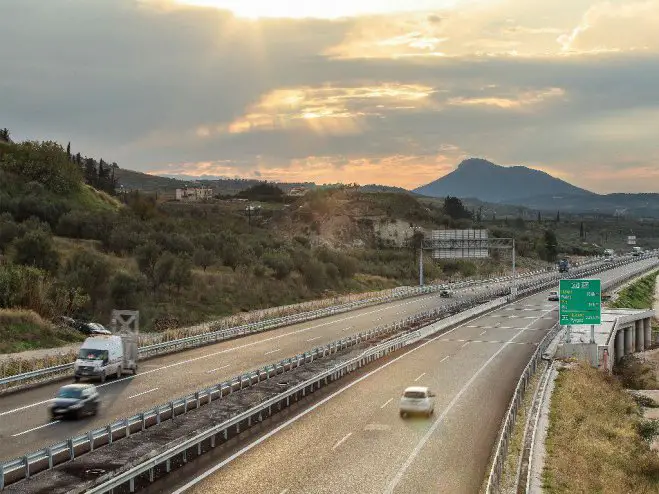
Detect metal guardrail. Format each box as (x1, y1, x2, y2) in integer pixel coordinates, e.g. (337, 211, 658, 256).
(0, 284, 516, 488)
(0, 254, 644, 490)
(0, 268, 558, 389)
(484, 253, 659, 494)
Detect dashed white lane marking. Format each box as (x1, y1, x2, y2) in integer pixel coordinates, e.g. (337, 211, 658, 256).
(381, 398, 393, 409)
(128, 388, 159, 399)
(332, 432, 353, 451)
(479, 330, 487, 336)
(12, 421, 60, 437)
(264, 348, 281, 356)
(414, 372, 426, 382)
(206, 365, 230, 374)
(461, 341, 470, 348)
(307, 336, 322, 342)
(440, 356, 450, 363)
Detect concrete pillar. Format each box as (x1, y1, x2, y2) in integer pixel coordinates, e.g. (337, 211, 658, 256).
(624, 327, 634, 356)
(615, 329, 625, 363)
(645, 318, 653, 348)
(636, 320, 645, 352)
(631, 325, 637, 354)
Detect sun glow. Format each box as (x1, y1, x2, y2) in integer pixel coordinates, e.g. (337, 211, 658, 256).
(169, 0, 460, 19)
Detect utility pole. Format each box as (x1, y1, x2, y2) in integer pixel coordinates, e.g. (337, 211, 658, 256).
(511, 237, 517, 298)
(419, 247, 424, 286)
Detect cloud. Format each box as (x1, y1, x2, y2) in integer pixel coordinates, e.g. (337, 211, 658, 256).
(1, 0, 658, 193)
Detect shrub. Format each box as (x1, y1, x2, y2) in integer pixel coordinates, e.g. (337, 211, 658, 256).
(135, 242, 162, 284)
(262, 250, 294, 280)
(110, 271, 144, 308)
(301, 258, 326, 290)
(0, 214, 19, 252)
(12, 230, 60, 273)
(193, 248, 215, 271)
(62, 249, 112, 304)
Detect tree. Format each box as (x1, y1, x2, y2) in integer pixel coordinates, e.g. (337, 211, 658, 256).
(1, 141, 82, 194)
(62, 250, 111, 304)
(580, 222, 585, 239)
(170, 258, 193, 293)
(544, 230, 559, 262)
(537, 211, 541, 223)
(110, 271, 144, 308)
(443, 196, 472, 220)
(262, 250, 294, 280)
(0, 214, 19, 252)
(154, 252, 176, 291)
(135, 242, 162, 285)
(556, 211, 561, 223)
(193, 248, 214, 271)
(66, 142, 71, 160)
(0, 128, 10, 141)
(12, 230, 60, 273)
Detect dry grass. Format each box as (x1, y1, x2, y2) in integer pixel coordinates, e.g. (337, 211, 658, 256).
(543, 362, 659, 493)
(0, 308, 84, 354)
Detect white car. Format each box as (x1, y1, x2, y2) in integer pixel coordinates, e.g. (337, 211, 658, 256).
(399, 386, 435, 418)
(548, 291, 559, 301)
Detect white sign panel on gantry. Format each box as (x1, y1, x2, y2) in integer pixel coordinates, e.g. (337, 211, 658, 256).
(431, 229, 489, 259)
(628, 236, 637, 245)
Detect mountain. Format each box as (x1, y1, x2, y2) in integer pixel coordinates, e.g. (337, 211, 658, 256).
(414, 158, 594, 203)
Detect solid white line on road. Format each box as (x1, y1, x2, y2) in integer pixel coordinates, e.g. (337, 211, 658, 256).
(128, 388, 159, 399)
(382, 308, 555, 494)
(170, 297, 516, 494)
(332, 432, 353, 451)
(414, 372, 426, 382)
(307, 336, 322, 342)
(264, 348, 282, 356)
(206, 365, 230, 374)
(380, 398, 393, 409)
(342, 326, 354, 331)
(440, 356, 450, 363)
(0, 293, 458, 418)
(0, 399, 54, 418)
(12, 421, 60, 437)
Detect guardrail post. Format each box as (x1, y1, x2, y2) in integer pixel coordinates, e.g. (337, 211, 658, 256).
(170, 401, 175, 419)
(47, 447, 53, 469)
(0, 463, 4, 490)
(129, 477, 135, 493)
(88, 431, 95, 451)
(125, 418, 131, 437)
(149, 467, 155, 483)
(68, 438, 74, 460)
(107, 425, 113, 444)
(23, 455, 30, 479)
(195, 392, 200, 408)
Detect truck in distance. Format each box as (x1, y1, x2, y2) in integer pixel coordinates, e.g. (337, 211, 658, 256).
(558, 259, 570, 273)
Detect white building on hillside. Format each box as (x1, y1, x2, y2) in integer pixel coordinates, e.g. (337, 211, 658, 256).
(175, 187, 214, 201)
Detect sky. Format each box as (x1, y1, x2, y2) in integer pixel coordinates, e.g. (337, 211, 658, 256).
(1, 0, 659, 193)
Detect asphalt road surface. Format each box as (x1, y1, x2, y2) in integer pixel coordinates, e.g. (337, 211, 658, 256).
(169, 260, 654, 494)
(0, 280, 514, 462)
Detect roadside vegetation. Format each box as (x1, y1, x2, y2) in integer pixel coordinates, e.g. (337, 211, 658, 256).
(609, 270, 659, 310)
(2, 128, 655, 352)
(543, 362, 659, 493)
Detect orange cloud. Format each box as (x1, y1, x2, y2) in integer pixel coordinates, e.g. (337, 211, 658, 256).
(447, 88, 566, 110)
(149, 151, 462, 189)
(200, 84, 438, 136)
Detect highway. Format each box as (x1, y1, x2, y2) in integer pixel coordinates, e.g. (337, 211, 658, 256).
(0, 280, 512, 462)
(164, 260, 653, 494)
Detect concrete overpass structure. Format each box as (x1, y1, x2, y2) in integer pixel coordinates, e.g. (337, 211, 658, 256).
(555, 308, 656, 371)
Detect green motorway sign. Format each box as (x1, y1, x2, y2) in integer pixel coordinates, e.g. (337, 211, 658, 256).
(559, 279, 601, 325)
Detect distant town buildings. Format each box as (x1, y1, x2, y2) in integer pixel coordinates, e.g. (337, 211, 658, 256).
(288, 186, 308, 197)
(175, 187, 214, 201)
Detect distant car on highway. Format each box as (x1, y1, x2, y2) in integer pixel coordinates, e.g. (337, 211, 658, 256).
(439, 290, 453, 298)
(399, 386, 435, 418)
(548, 291, 559, 301)
(48, 384, 100, 420)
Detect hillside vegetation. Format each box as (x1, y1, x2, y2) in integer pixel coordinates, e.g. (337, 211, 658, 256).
(0, 129, 621, 352)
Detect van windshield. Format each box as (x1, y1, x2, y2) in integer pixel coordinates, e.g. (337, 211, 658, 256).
(79, 349, 109, 361)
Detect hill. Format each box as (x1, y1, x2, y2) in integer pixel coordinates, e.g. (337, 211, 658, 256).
(414, 158, 659, 218)
(413, 158, 593, 203)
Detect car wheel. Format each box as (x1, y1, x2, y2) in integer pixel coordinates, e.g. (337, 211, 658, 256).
(75, 409, 83, 420)
(116, 366, 122, 380)
(73, 376, 80, 383)
(100, 372, 106, 384)
(93, 403, 99, 416)
(400, 411, 406, 418)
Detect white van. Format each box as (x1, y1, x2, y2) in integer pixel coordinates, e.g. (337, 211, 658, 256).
(74, 333, 138, 383)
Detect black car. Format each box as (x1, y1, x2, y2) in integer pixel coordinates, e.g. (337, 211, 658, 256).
(49, 384, 100, 420)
